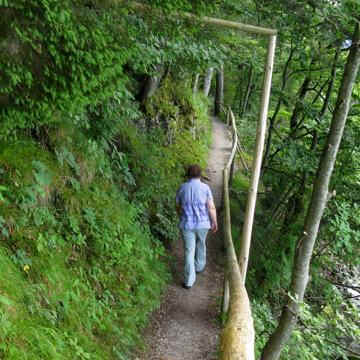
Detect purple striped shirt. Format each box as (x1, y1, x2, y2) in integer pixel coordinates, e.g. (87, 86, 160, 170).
(176, 178, 213, 230)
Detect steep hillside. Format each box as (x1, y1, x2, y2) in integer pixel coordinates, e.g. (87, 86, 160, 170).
(0, 78, 211, 360)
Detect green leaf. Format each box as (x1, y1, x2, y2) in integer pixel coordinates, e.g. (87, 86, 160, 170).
(0, 295, 13, 307)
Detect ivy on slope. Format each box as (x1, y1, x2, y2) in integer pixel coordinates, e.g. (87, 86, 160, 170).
(0, 1, 217, 358)
(0, 78, 211, 358)
(0, 0, 225, 139)
(0, 132, 166, 359)
(0, 0, 132, 136)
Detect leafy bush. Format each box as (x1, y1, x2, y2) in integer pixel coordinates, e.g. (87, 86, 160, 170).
(0, 138, 170, 359)
(0, 0, 136, 137)
(0, 72, 211, 358)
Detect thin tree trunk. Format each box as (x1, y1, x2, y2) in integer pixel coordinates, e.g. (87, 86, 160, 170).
(139, 65, 164, 102)
(288, 54, 319, 136)
(297, 48, 339, 132)
(232, 81, 242, 114)
(203, 67, 214, 96)
(264, 184, 295, 230)
(240, 65, 254, 116)
(289, 74, 312, 134)
(215, 64, 224, 116)
(193, 73, 200, 93)
(262, 47, 295, 175)
(261, 24, 360, 360)
(234, 70, 245, 116)
(233, 64, 245, 115)
(267, 72, 315, 166)
(319, 48, 340, 120)
(282, 172, 306, 229)
(277, 50, 340, 228)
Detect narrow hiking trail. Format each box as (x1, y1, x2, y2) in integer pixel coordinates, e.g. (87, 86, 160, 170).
(137, 117, 233, 360)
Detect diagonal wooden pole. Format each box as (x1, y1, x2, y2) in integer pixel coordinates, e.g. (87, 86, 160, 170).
(122, 1, 277, 35)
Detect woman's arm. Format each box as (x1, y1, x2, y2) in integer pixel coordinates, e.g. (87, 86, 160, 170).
(207, 199, 218, 233)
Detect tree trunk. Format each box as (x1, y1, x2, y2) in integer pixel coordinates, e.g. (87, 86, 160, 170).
(261, 24, 360, 360)
(240, 65, 254, 117)
(282, 172, 306, 229)
(319, 48, 340, 120)
(139, 65, 164, 102)
(289, 74, 312, 134)
(193, 73, 200, 93)
(261, 47, 295, 175)
(232, 64, 245, 115)
(215, 64, 224, 116)
(203, 67, 214, 96)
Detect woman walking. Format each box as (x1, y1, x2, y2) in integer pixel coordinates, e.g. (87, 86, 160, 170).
(176, 164, 218, 289)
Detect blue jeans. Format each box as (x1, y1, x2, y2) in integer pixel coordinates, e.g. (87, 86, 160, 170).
(181, 228, 209, 287)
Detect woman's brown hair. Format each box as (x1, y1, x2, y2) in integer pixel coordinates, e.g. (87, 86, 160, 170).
(186, 164, 202, 179)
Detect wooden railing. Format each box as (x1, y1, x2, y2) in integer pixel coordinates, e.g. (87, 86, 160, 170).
(220, 108, 255, 360)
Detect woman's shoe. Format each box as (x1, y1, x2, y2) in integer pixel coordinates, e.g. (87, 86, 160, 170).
(182, 283, 192, 289)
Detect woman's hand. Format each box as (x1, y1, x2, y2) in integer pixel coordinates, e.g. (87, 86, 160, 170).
(211, 221, 218, 233)
(207, 199, 218, 233)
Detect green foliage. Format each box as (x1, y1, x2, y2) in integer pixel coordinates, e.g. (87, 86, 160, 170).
(0, 0, 135, 137)
(323, 200, 360, 264)
(219, 1, 360, 357)
(0, 52, 211, 357)
(0, 140, 170, 358)
(141, 0, 219, 14)
(117, 82, 211, 243)
(0, 0, 225, 140)
(131, 33, 225, 76)
(252, 294, 360, 360)
(251, 299, 276, 359)
(5, 0, 360, 359)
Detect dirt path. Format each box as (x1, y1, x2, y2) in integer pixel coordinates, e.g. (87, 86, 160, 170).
(137, 118, 232, 360)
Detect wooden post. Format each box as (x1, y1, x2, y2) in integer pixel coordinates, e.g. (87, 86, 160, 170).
(215, 64, 224, 117)
(229, 158, 235, 187)
(222, 276, 230, 316)
(220, 167, 255, 360)
(238, 35, 276, 282)
(193, 73, 200, 93)
(203, 67, 214, 96)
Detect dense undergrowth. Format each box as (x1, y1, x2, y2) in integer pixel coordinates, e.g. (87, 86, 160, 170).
(229, 122, 360, 359)
(0, 1, 216, 358)
(4, 0, 360, 359)
(0, 82, 211, 359)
